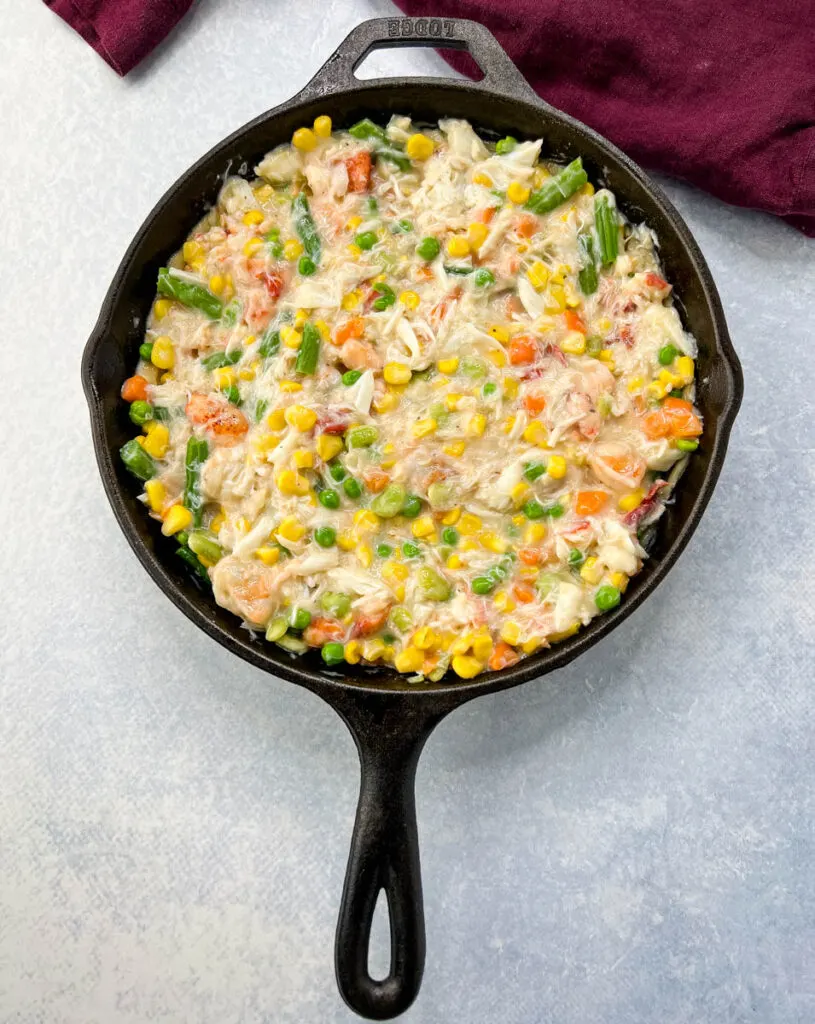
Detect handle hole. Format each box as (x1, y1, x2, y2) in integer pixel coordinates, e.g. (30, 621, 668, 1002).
(367, 887, 392, 982)
(353, 46, 483, 83)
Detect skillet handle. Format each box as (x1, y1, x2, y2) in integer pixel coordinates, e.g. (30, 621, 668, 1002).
(329, 688, 465, 1020)
(295, 16, 538, 103)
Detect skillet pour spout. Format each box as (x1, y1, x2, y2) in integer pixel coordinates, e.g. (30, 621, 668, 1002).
(82, 16, 742, 1019)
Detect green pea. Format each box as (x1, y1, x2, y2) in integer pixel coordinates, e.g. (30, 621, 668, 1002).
(474, 268, 495, 288)
(314, 526, 336, 548)
(373, 293, 396, 312)
(346, 425, 378, 448)
(523, 462, 546, 482)
(544, 502, 565, 518)
(390, 607, 413, 632)
(495, 135, 517, 155)
(318, 489, 340, 510)
(298, 256, 316, 276)
(471, 576, 495, 595)
(595, 585, 621, 612)
(417, 567, 452, 602)
(129, 400, 153, 426)
(441, 527, 459, 545)
(392, 219, 413, 234)
(568, 548, 585, 567)
(342, 369, 363, 386)
(328, 461, 346, 482)
(343, 477, 362, 499)
(289, 607, 312, 631)
(265, 616, 289, 642)
(658, 344, 678, 366)
(376, 543, 393, 558)
(265, 227, 280, 240)
(402, 541, 421, 559)
(586, 335, 604, 356)
(676, 439, 699, 452)
(416, 236, 441, 261)
(119, 439, 156, 480)
(372, 484, 407, 518)
(523, 500, 545, 520)
(139, 341, 154, 361)
(321, 642, 345, 666)
(355, 231, 378, 250)
(401, 494, 422, 519)
(461, 356, 486, 378)
(321, 592, 351, 617)
(482, 381, 498, 397)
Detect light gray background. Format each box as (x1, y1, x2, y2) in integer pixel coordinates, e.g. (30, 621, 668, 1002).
(1, 0, 813, 1021)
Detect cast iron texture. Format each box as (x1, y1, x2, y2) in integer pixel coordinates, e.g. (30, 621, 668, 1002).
(82, 17, 743, 1020)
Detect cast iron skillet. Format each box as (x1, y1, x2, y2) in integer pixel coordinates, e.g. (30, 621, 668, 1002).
(82, 16, 742, 1020)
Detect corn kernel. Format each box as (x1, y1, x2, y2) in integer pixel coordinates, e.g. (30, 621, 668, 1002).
(285, 405, 317, 431)
(443, 441, 466, 458)
(580, 556, 603, 584)
(437, 357, 459, 375)
(534, 166, 550, 185)
(253, 183, 273, 202)
(337, 531, 356, 551)
(283, 239, 303, 261)
(447, 236, 470, 259)
(450, 635, 471, 656)
(547, 454, 567, 479)
(484, 348, 507, 369)
(182, 240, 203, 264)
(345, 215, 363, 233)
(373, 392, 399, 414)
(511, 482, 530, 506)
(480, 532, 507, 554)
(618, 490, 645, 513)
(446, 554, 464, 570)
(356, 544, 373, 569)
(493, 591, 517, 613)
(441, 507, 461, 526)
(214, 366, 237, 390)
(467, 413, 486, 437)
(460, 538, 479, 551)
(347, 244, 363, 257)
(275, 470, 309, 497)
(161, 504, 192, 537)
(647, 381, 668, 400)
(142, 423, 169, 459)
(527, 261, 550, 290)
(406, 133, 435, 160)
(292, 127, 317, 151)
(344, 640, 362, 665)
(353, 510, 380, 532)
(507, 181, 530, 204)
(500, 621, 521, 646)
(472, 171, 493, 187)
(144, 479, 165, 513)
(412, 627, 438, 651)
(413, 418, 437, 438)
(153, 298, 172, 320)
(545, 285, 567, 314)
(292, 449, 313, 469)
(524, 522, 547, 545)
(522, 636, 543, 654)
(150, 336, 174, 370)
(598, 349, 615, 367)
(342, 289, 361, 310)
(255, 546, 281, 566)
(313, 115, 332, 138)
(209, 511, 225, 535)
(315, 434, 343, 462)
(412, 516, 435, 539)
(280, 326, 302, 350)
(458, 513, 482, 535)
(609, 571, 629, 592)
(676, 356, 694, 383)
(489, 325, 509, 344)
(383, 561, 409, 584)
(452, 654, 484, 679)
(523, 420, 548, 447)
(241, 237, 263, 258)
(276, 516, 306, 542)
(242, 210, 264, 227)
(471, 633, 493, 661)
(561, 331, 586, 356)
(627, 376, 644, 393)
(383, 362, 412, 385)
(393, 645, 424, 673)
(503, 377, 519, 400)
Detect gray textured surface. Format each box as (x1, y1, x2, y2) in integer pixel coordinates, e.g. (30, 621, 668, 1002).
(1, 0, 813, 1021)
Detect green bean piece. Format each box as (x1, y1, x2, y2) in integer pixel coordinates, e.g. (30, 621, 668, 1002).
(376, 146, 412, 172)
(289, 607, 312, 631)
(255, 399, 269, 423)
(401, 494, 422, 519)
(346, 425, 378, 448)
(444, 264, 474, 276)
(536, 571, 561, 598)
(176, 545, 211, 584)
(594, 195, 619, 265)
(577, 233, 598, 295)
(265, 229, 283, 259)
(183, 436, 209, 527)
(416, 237, 441, 261)
(495, 136, 518, 155)
(291, 193, 321, 264)
(139, 342, 154, 361)
(371, 484, 407, 518)
(201, 348, 242, 371)
(129, 400, 153, 426)
(295, 323, 321, 375)
(223, 385, 241, 406)
(321, 592, 351, 618)
(188, 530, 223, 564)
(120, 439, 156, 480)
(321, 642, 345, 666)
(342, 369, 363, 386)
(417, 567, 452, 602)
(348, 118, 389, 145)
(595, 585, 621, 612)
(258, 326, 280, 359)
(343, 477, 362, 500)
(157, 268, 223, 320)
(524, 158, 587, 215)
(314, 526, 336, 548)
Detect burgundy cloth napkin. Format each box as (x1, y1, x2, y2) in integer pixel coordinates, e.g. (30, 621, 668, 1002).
(44, 0, 193, 77)
(396, 0, 815, 236)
